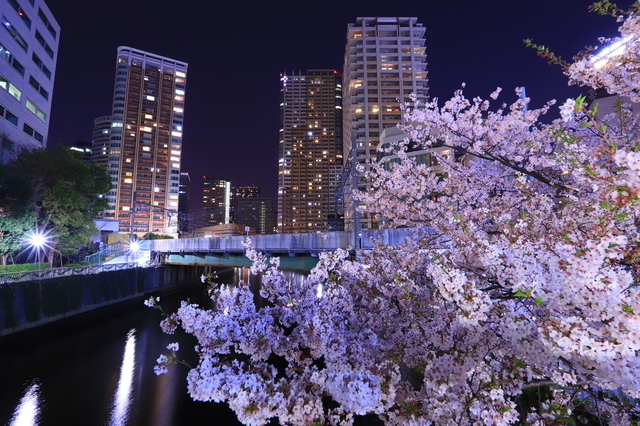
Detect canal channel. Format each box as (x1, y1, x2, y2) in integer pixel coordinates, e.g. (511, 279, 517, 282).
(0, 267, 306, 426)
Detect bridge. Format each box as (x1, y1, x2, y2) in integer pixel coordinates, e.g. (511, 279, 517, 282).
(150, 227, 436, 270)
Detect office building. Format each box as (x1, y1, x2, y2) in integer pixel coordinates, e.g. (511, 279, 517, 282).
(202, 176, 231, 226)
(101, 47, 187, 236)
(278, 69, 343, 233)
(233, 185, 261, 199)
(342, 17, 428, 231)
(178, 171, 191, 234)
(0, 0, 59, 160)
(234, 197, 276, 235)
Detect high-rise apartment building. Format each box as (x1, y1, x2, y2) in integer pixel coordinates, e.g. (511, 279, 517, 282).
(91, 115, 111, 168)
(278, 69, 343, 234)
(202, 176, 231, 226)
(0, 0, 59, 160)
(101, 47, 187, 236)
(342, 17, 428, 231)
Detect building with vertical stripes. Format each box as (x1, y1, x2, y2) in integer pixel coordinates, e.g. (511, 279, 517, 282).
(102, 47, 187, 236)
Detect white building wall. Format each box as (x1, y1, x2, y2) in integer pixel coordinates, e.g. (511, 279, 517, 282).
(342, 17, 428, 231)
(0, 0, 58, 160)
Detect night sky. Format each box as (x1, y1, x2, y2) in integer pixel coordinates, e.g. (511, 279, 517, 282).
(43, 0, 627, 216)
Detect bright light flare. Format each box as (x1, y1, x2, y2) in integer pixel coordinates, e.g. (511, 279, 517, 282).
(25, 231, 50, 251)
(128, 240, 141, 253)
(591, 35, 634, 69)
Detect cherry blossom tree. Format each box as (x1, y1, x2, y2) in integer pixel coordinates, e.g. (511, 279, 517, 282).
(149, 3, 640, 425)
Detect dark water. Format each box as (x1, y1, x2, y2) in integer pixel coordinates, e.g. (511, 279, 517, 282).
(0, 268, 306, 426)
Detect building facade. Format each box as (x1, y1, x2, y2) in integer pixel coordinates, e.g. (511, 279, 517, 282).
(278, 69, 343, 234)
(91, 115, 112, 168)
(0, 0, 59, 160)
(177, 171, 191, 234)
(202, 176, 231, 227)
(234, 197, 276, 235)
(342, 17, 428, 231)
(69, 140, 92, 162)
(101, 47, 187, 236)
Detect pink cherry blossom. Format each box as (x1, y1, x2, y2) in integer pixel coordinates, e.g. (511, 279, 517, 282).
(153, 5, 640, 425)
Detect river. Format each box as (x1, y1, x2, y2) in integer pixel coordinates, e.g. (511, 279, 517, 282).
(0, 267, 306, 426)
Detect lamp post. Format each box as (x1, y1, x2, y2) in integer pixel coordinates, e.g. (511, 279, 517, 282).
(26, 231, 49, 272)
(128, 239, 141, 267)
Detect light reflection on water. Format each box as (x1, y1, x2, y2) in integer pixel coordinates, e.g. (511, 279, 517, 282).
(0, 267, 308, 425)
(108, 328, 136, 426)
(9, 380, 41, 426)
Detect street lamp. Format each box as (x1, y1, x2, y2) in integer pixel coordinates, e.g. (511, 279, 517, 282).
(25, 230, 50, 271)
(128, 239, 141, 266)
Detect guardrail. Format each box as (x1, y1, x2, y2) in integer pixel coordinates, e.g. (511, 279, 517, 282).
(151, 227, 439, 255)
(0, 262, 143, 285)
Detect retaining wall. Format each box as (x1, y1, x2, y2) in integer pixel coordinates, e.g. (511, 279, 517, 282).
(0, 265, 204, 337)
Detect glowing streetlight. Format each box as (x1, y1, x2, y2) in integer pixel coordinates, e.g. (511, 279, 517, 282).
(25, 230, 50, 271)
(128, 240, 141, 253)
(127, 239, 142, 266)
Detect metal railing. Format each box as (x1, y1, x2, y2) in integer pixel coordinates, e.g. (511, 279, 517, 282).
(0, 262, 142, 285)
(84, 242, 130, 264)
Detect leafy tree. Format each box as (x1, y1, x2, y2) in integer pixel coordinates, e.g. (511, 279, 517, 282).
(142, 232, 174, 240)
(150, 3, 640, 425)
(0, 154, 35, 265)
(0, 144, 111, 260)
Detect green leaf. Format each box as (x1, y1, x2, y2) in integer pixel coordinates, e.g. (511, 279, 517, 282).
(623, 304, 634, 314)
(534, 297, 543, 306)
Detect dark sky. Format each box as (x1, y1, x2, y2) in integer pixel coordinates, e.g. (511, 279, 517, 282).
(44, 0, 626, 215)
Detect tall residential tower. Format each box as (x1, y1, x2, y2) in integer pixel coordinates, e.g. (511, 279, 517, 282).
(342, 17, 428, 231)
(0, 0, 59, 160)
(102, 47, 187, 236)
(278, 69, 343, 233)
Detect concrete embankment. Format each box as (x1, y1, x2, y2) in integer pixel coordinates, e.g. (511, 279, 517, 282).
(0, 265, 211, 337)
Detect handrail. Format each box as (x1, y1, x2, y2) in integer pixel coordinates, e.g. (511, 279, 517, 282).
(0, 262, 146, 285)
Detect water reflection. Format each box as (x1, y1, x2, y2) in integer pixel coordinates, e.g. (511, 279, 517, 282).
(108, 328, 136, 426)
(0, 267, 308, 425)
(9, 380, 41, 426)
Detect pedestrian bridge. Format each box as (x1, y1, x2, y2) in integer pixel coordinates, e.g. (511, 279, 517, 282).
(151, 227, 436, 270)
